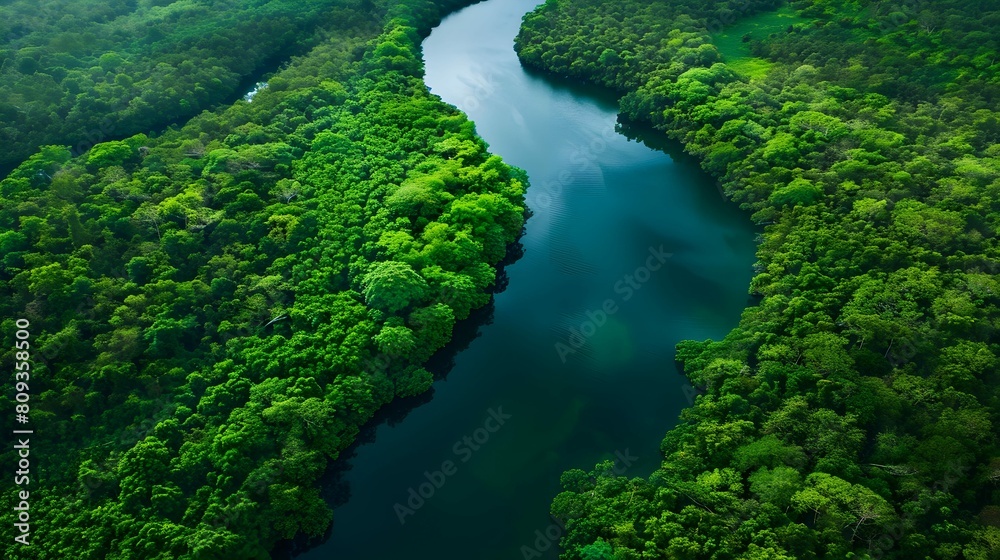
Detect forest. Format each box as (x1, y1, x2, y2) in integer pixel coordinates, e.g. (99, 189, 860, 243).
(0, 0, 379, 175)
(0, 0, 524, 557)
(3, 0, 1000, 558)
(517, 0, 1000, 558)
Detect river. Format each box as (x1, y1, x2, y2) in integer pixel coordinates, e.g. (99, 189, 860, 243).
(290, 0, 757, 557)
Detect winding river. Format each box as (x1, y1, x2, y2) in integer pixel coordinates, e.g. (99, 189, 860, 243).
(292, 0, 757, 557)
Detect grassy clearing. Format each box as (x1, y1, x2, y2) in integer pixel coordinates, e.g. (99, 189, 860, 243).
(712, 4, 808, 79)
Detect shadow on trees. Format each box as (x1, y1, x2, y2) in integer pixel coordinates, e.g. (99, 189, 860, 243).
(271, 237, 525, 559)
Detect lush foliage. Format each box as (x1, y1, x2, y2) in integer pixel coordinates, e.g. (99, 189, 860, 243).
(518, 0, 1000, 558)
(0, 0, 524, 557)
(0, 0, 379, 176)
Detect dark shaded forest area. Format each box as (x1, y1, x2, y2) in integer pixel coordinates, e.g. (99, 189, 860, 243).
(0, 0, 378, 175)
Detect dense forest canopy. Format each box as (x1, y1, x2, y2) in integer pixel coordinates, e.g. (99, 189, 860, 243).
(0, 0, 525, 557)
(3, 0, 1000, 557)
(0, 0, 383, 176)
(517, 0, 1000, 558)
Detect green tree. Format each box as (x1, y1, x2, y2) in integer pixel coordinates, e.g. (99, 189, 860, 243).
(361, 260, 429, 313)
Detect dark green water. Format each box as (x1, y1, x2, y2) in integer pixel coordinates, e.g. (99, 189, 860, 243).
(293, 0, 757, 557)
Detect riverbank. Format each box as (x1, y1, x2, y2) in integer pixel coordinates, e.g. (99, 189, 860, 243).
(283, 0, 756, 557)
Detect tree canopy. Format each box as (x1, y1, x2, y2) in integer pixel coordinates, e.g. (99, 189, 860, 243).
(518, 0, 1000, 558)
(0, 0, 523, 556)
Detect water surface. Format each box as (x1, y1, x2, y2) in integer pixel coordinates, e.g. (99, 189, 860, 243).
(294, 0, 757, 557)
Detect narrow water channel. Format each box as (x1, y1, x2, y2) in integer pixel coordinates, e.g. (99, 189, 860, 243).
(293, 0, 757, 557)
